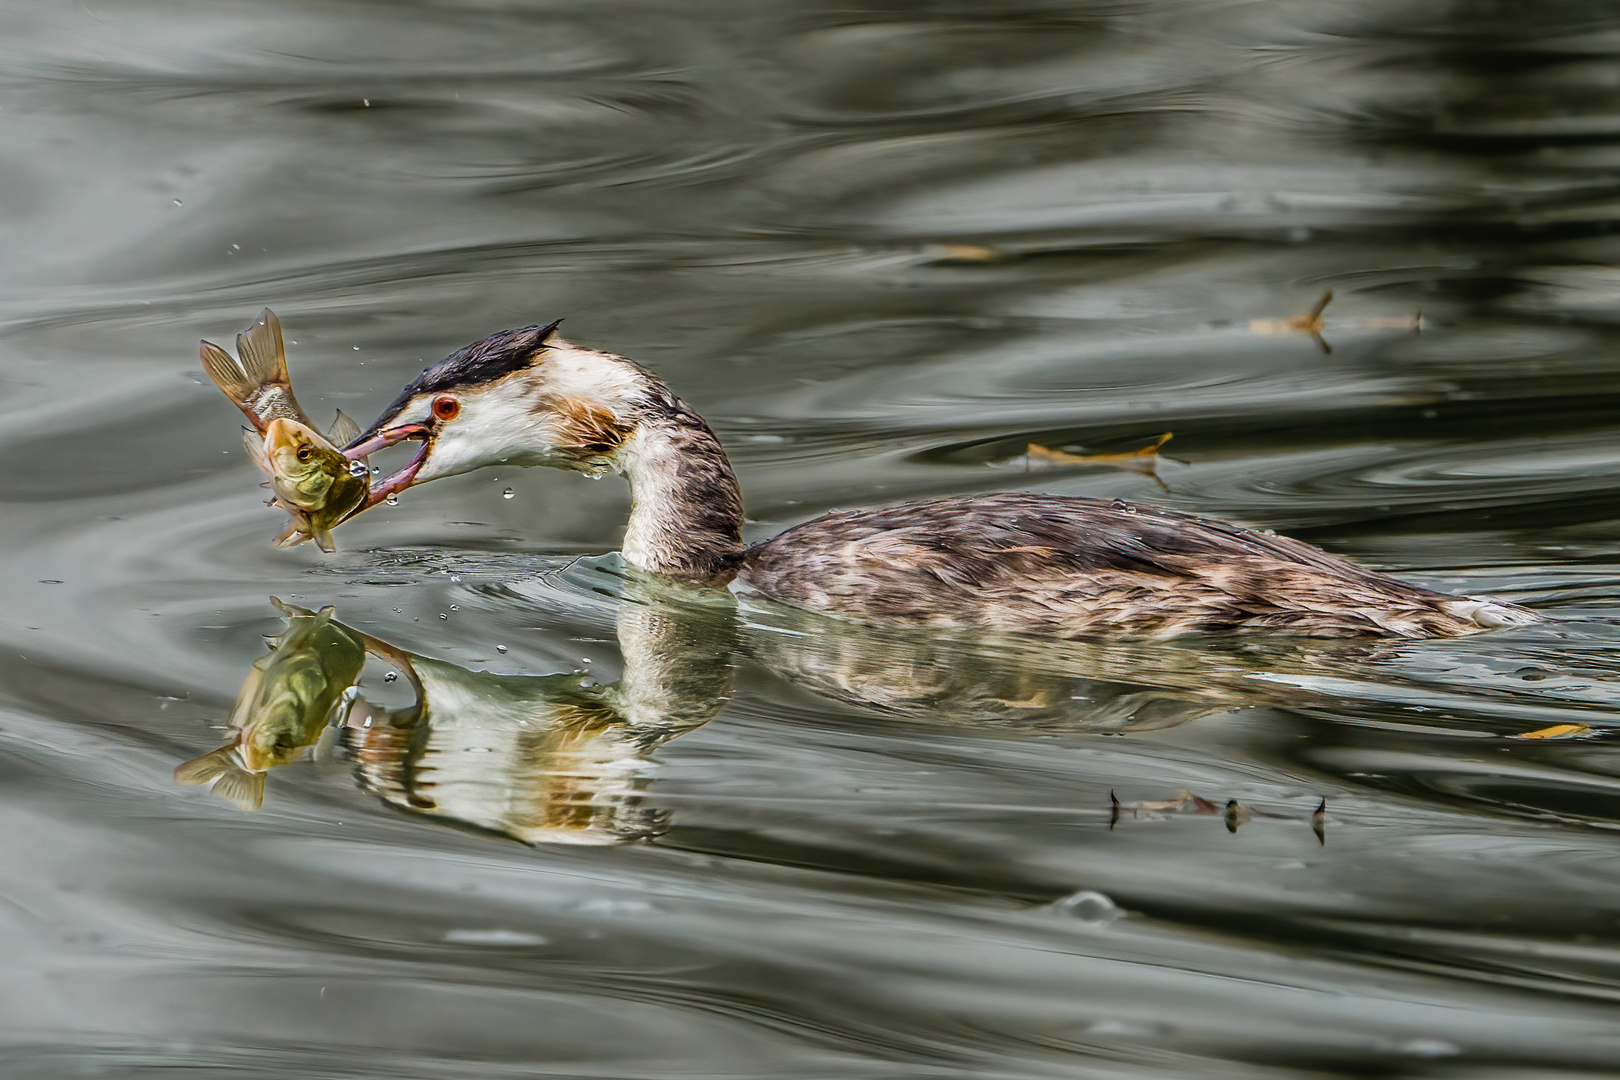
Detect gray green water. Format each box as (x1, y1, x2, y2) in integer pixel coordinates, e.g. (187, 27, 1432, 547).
(7, 1, 1620, 1076)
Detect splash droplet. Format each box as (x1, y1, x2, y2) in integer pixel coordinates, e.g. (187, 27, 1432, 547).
(495, 645, 508, 654)
(384, 494, 399, 506)
(171, 199, 182, 207)
(383, 671, 397, 682)
(438, 613, 448, 620)
(449, 605, 459, 611)
(502, 488, 514, 499)
(348, 460, 368, 478)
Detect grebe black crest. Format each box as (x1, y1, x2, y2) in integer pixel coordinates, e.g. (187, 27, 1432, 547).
(346, 324, 1538, 640)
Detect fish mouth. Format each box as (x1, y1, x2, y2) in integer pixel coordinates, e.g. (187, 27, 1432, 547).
(343, 423, 431, 512)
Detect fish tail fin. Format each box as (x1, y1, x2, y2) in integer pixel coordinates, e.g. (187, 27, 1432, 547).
(200, 339, 256, 403)
(175, 746, 235, 785)
(312, 527, 338, 554)
(211, 766, 266, 811)
(175, 747, 266, 811)
(235, 309, 290, 388)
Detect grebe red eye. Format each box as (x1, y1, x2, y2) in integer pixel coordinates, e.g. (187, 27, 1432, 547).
(431, 396, 460, 421)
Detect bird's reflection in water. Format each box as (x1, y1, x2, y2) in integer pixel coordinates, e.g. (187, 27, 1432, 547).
(347, 597, 736, 846)
(740, 597, 1377, 734)
(178, 574, 1379, 842)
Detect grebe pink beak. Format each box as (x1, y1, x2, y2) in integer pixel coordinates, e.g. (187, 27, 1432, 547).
(344, 423, 432, 511)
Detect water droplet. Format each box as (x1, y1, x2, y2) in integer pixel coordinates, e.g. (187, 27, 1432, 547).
(370, 465, 381, 475)
(384, 494, 398, 506)
(1045, 889, 1120, 924)
(438, 613, 448, 620)
(171, 199, 182, 207)
(502, 488, 514, 499)
(352, 345, 360, 351)
(495, 645, 508, 654)
(383, 671, 398, 682)
(449, 605, 459, 611)
(230, 243, 240, 251)
(581, 657, 591, 665)
(348, 460, 368, 478)
(1109, 498, 1134, 512)
(362, 98, 370, 107)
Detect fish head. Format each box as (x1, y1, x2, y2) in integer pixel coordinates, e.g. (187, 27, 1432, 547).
(265, 418, 343, 509)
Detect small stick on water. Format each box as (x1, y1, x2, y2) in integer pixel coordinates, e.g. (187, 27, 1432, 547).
(1250, 290, 1334, 354)
(1025, 433, 1178, 492)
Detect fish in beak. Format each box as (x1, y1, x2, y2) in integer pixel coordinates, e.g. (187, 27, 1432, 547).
(201, 309, 371, 550)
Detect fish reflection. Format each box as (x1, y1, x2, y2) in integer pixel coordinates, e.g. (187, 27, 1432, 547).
(175, 598, 365, 810)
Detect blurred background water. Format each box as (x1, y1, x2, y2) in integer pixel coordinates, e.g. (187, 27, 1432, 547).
(7, 0, 1620, 1076)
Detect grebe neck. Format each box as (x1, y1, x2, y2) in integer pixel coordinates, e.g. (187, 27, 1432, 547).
(616, 396, 745, 584)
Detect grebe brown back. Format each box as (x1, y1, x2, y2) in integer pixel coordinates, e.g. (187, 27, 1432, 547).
(344, 323, 1536, 639)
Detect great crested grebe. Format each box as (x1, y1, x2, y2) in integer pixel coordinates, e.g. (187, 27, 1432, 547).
(344, 323, 1536, 639)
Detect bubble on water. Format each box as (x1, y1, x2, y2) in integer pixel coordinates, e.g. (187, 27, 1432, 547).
(495, 645, 508, 654)
(384, 671, 397, 682)
(503, 488, 514, 499)
(1045, 889, 1120, 924)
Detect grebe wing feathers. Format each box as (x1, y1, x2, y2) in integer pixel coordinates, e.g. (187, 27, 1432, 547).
(739, 493, 1525, 638)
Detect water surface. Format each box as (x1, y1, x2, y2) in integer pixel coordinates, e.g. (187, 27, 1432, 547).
(6, 1, 1620, 1076)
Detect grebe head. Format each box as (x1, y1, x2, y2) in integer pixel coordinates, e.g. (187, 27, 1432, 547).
(345, 321, 644, 503)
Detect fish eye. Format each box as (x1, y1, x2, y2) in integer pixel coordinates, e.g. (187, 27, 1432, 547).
(295, 446, 314, 462)
(432, 396, 460, 421)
